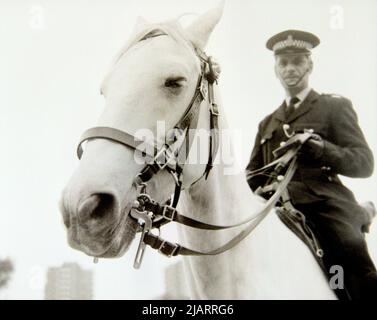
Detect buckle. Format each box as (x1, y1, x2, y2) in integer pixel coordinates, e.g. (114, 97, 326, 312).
(316, 249, 324, 258)
(154, 146, 176, 170)
(199, 78, 208, 100)
(162, 206, 176, 221)
(210, 103, 219, 116)
(158, 240, 179, 258)
(134, 193, 153, 212)
(130, 209, 153, 269)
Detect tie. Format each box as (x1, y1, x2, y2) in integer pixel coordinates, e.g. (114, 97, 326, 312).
(286, 96, 300, 118)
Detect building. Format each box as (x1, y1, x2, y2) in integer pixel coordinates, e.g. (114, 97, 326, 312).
(45, 263, 93, 300)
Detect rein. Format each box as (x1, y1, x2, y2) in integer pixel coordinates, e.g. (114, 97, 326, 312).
(76, 42, 313, 268)
(132, 150, 299, 267)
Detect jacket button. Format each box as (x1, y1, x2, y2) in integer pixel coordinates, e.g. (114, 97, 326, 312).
(261, 139, 266, 144)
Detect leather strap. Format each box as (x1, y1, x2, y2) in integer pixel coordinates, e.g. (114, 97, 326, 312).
(77, 126, 158, 160)
(205, 81, 219, 179)
(143, 154, 298, 257)
(246, 132, 313, 180)
(143, 147, 299, 231)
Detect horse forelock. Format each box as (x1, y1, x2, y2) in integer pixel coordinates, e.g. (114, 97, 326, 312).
(100, 20, 199, 95)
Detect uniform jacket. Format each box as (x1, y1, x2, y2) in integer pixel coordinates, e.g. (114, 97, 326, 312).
(246, 89, 374, 205)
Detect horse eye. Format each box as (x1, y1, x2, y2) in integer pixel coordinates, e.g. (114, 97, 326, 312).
(164, 77, 187, 89)
(165, 80, 181, 88)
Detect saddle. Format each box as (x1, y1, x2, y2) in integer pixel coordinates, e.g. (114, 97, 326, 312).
(258, 184, 376, 269)
(273, 189, 327, 272)
(275, 193, 376, 301)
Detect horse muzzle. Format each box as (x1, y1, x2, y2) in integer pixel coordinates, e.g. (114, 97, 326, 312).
(60, 191, 139, 258)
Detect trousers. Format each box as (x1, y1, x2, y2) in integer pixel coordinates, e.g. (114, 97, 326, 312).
(295, 199, 377, 300)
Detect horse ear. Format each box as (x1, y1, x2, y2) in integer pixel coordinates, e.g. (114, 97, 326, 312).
(184, 1, 225, 50)
(132, 16, 149, 34)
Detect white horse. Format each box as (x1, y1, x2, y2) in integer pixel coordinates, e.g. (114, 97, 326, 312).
(60, 3, 336, 299)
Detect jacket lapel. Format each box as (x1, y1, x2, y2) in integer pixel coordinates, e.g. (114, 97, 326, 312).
(273, 101, 287, 122)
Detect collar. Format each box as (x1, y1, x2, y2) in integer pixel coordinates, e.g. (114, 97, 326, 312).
(273, 89, 320, 122)
(285, 87, 312, 106)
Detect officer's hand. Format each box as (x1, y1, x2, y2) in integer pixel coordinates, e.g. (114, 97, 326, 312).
(299, 133, 324, 160)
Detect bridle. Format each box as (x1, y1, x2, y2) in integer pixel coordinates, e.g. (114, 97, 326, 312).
(76, 34, 307, 269)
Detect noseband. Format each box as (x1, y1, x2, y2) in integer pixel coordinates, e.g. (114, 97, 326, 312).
(76, 41, 307, 268)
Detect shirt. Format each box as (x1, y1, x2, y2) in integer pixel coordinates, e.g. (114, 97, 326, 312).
(285, 87, 312, 109)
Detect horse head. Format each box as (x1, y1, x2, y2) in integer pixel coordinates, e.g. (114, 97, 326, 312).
(60, 3, 224, 259)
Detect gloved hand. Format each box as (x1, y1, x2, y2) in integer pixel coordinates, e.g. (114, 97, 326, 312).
(299, 133, 324, 160)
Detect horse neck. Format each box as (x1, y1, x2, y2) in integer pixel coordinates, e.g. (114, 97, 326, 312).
(180, 93, 263, 226)
(178, 148, 265, 298)
(177, 149, 336, 300)
(181, 163, 262, 226)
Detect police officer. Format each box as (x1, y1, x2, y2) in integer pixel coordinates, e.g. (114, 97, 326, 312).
(246, 30, 377, 299)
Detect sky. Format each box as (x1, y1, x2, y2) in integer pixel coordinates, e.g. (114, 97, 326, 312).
(0, 0, 376, 299)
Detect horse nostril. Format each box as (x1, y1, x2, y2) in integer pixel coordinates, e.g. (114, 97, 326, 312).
(78, 193, 115, 222)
